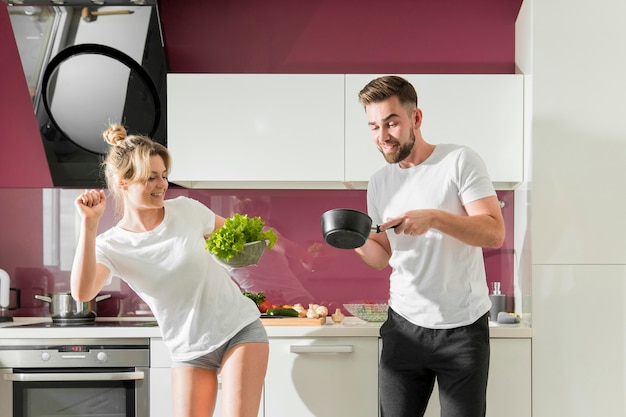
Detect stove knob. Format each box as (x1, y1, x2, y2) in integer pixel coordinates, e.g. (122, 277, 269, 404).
(41, 352, 51, 362)
(97, 352, 108, 362)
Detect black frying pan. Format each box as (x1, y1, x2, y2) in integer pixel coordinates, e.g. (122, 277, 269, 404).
(321, 208, 391, 249)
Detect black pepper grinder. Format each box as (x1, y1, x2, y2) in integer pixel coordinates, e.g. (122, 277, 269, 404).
(489, 281, 506, 322)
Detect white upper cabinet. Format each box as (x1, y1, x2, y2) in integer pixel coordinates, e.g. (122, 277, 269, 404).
(345, 74, 524, 189)
(167, 74, 345, 189)
(167, 74, 523, 189)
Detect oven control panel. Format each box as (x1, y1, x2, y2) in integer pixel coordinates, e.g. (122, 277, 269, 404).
(0, 338, 150, 368)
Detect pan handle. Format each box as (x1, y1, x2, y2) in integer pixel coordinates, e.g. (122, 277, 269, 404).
(95, 294, 112, 302)
(34, 295, 52, 303)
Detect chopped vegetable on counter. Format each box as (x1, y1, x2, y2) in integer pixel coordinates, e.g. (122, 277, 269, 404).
(242, 291, 266, 306)
(331, 308, 345, 323)
(266, 308, 299, 317)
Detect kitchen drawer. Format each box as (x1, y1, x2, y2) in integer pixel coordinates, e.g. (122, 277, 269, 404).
(264, 336, 379, 417)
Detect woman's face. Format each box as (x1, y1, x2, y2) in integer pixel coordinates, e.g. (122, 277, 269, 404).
(123, 155, 168, 211)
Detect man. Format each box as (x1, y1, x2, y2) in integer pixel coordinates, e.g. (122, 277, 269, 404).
(355, 75, 505, 417)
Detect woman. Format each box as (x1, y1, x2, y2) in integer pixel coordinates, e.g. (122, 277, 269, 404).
(71, 124, 268, 417)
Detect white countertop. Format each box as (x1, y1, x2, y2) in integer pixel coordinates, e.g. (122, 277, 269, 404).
(0, 316, 531, 339)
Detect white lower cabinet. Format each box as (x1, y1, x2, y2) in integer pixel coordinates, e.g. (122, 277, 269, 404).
(264, 336, 380, 417)
(423, 338, 532, 417)
(150, 334, 529, 417)
(149, 367, 173, 417)
(149, 339, 174, 417)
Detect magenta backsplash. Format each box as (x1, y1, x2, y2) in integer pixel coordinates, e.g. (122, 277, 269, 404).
(0, 187, 513, 318)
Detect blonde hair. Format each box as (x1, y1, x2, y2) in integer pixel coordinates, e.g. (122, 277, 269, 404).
(102, 124, 171, 216)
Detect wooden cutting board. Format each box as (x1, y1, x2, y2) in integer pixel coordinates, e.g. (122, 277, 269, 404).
(260, 316, 326, 326)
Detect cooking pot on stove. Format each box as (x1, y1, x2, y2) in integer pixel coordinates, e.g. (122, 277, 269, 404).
(35, 292, 111, 319)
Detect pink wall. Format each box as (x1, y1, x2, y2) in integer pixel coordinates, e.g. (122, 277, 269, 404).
(0, 0, 521, 317)
(159, 0, 523, 74)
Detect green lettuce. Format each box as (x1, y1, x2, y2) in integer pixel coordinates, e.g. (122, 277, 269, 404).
(205, 214, 277, 261)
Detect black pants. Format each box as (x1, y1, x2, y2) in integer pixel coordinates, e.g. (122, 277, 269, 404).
(379, 308, 490, 417)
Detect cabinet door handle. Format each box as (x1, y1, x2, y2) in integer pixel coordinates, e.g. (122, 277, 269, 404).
(289, 345, 353, 354)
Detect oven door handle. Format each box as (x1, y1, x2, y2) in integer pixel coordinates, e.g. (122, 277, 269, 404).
(4, 371, 145, 382)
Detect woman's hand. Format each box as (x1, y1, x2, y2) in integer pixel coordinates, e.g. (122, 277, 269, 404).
(75, 189, 107, 221)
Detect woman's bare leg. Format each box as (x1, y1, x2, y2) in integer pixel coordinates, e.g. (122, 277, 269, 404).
(219, 342, 269, 417)
(171, 366, 219, 417)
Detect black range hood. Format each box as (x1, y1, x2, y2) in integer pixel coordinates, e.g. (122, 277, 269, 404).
(6, 0, 167, 188)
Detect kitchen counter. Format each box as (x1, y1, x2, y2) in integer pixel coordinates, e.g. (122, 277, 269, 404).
(0, 317, 531, 339)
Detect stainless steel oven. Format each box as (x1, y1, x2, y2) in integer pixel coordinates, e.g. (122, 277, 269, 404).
(0, 337, 149, 417)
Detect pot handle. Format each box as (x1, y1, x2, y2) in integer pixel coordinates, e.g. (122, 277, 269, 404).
(34, 295, 52, 303)
(373, 223, 400, 233)
(95, 294, 112, 302)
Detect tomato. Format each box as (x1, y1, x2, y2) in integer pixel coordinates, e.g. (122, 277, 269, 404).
(258, 300, 273, 313)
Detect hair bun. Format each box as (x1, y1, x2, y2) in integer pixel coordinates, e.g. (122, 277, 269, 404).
(102, 124, 128, 146)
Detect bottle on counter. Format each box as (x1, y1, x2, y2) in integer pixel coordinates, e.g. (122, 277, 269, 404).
(489, 281, 506, 322)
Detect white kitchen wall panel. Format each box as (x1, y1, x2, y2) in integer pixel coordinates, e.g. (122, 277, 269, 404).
(518, 1, 626, 415)
(344, 74, 524, 190)
(529, 7, 626, 265)
(532, 265, 625, 417)
(167, 74, 345, 189)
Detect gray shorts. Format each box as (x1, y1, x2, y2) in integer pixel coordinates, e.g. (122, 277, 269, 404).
(171, 319, 268, 371)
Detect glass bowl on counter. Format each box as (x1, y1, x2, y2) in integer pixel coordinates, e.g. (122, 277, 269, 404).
(343, 303, 389, 322)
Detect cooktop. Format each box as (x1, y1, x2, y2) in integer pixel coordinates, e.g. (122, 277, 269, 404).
(4, 320, 158, 328)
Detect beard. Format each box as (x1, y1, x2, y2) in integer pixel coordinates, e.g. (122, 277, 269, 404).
(379, 129, 415, 164)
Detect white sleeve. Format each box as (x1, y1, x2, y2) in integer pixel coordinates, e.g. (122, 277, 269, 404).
(184, 197, 217, 236)
(457, 146, 496, 206)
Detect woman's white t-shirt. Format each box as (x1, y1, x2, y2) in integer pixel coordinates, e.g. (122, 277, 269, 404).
(95, 196, 260, 361)
(368, 144, 496, 329)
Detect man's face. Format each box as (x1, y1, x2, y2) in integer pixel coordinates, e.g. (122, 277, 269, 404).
(364, 96, 417, 164)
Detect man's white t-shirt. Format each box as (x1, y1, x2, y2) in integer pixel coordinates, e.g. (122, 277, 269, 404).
(368, 144, 496, 329)
(95, 196, 260, 361)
